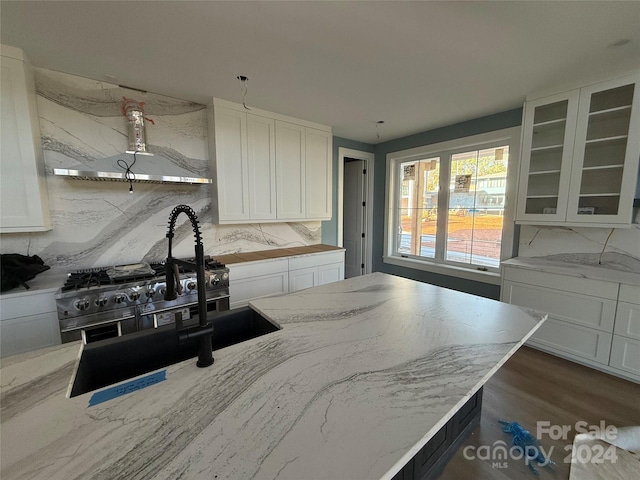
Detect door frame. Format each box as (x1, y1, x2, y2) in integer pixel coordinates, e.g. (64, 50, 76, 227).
(337, 147, 375, 275)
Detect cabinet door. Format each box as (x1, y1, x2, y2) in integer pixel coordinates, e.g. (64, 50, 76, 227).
(566, 74, 640, 224)
(318, 262, 344, 285)
(516, 91, 579, 223)
(212, 107, 249, 222)
(247, 114, 276, 220)
(289, 267, 317, 292)
(276, 121, 306, 219)
(0, 51, 51, 232)
(609, 335, 640, 376)
(527, 317, 612, 365)
(305, 128, 332, 219)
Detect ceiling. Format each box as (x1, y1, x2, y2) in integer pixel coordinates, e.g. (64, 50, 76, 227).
(1, 1, 639, 144)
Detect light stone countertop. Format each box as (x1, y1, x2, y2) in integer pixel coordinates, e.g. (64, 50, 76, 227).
(502, 255, 640, 286)
(0, 272, 545, 480)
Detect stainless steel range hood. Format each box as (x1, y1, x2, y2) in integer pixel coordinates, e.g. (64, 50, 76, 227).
(53, 152, 212, 185)
(53, 98, 212, 185)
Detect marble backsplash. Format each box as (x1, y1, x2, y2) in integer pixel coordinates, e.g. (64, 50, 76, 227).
(517, 223, 640, 273)
(0, 68, 320, 272)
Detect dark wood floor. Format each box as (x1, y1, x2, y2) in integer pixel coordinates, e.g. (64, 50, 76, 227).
(440, 346, 640, 480)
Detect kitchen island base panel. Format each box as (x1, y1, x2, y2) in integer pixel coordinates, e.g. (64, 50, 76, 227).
(392, 388, 483, 480)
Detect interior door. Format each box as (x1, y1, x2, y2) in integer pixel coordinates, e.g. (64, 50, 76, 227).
(343, 159, 365, 278)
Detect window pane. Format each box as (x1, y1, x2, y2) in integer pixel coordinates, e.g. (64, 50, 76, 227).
(446, 146, 508, 268)
(396, 157, 439, 258)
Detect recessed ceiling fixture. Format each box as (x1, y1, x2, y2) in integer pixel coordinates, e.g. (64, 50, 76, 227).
(376, 120, 385, 140)
(237, 75, 250, 110)
(609, 38, 631, 48)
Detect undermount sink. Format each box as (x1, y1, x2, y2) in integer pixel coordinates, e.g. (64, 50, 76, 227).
(69, 307, 279, 398)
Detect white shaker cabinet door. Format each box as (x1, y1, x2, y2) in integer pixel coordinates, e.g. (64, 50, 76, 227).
(247, 114, 276, 220)
(275, 121, 306, 219)
(305, 128, 332, 220)
(0, 46, 51, 233)
(210, 106, 250, 222)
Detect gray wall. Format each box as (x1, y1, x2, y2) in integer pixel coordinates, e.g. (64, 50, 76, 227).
(321, 136, 375, 245)
(373, 108, 523, 299)
(326, 108, 523, 299)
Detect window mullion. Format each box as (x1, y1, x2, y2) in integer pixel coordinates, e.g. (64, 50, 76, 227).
(435, 153, 449, 260)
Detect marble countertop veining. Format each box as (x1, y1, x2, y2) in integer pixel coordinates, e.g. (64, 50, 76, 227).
(0, 272, 545, 480)
(502, 255, 640, 286)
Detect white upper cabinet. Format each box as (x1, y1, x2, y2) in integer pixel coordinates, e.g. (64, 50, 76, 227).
(275, 121, 306, 219)
(208, 106, 250, 222)
(305, 128, 332, 219)
(208, 98, 332, 224)
(0, 45, 51, 233)
(516, 72, 640, 227)
(247, 114, 276, 220)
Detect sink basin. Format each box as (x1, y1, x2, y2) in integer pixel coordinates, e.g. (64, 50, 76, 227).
(69, 307, 279, 397)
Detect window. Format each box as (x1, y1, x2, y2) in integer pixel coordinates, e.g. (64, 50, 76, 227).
(384, 127, 520, 284)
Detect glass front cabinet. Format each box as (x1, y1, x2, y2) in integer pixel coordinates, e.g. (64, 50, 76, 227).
(516, 73, 640, 226)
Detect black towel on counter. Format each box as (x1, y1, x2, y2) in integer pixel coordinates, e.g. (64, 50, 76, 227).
(0, 254, 50, 292)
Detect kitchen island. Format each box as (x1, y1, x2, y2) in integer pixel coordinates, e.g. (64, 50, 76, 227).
(0, 273, 545, 480)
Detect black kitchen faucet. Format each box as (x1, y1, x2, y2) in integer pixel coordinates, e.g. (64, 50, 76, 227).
(163, 205, 214, 367)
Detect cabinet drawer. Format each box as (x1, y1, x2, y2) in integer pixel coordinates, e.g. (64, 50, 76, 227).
(618, 284, 640, 305)
(288, 251, 344, 271)
(0, 291, 57, 319)
(229, 271, 288, 309)
(527, 317, 612, 364)
(614, 302, 640, 341)
(609, 335, 640, 376)
(502, 266, 619, 299)
(502, 281, 616, 332)
(0, 312, 60, 358)
(228, 258, 288, 280)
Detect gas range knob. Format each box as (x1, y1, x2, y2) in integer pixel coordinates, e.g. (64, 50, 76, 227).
(75, 299, 90, 311)
(211, 275, 220, 286)
(95, 297, 108, 307)
(145, 289, 155, 298)
(221, 272, 229, 281)
(114, 294, 127, 304)
(129, 291, 141, 301)
(187, 281, 196, 290)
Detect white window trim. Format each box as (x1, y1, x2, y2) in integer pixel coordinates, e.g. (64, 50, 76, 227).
(383, 126, 521, 285)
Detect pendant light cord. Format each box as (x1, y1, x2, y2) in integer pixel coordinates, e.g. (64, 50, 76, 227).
(117, 151, 137, 193)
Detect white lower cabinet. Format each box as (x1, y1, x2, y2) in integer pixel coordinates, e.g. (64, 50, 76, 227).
(528, 318, 612, 365)
(228, 250, 345, 306)
(0, 288, 60, 358)
(610, 335, 640, 376)
(501, 262, 639, 383)
(227, 259, 289, 309)
(288, 251, 345, 293)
